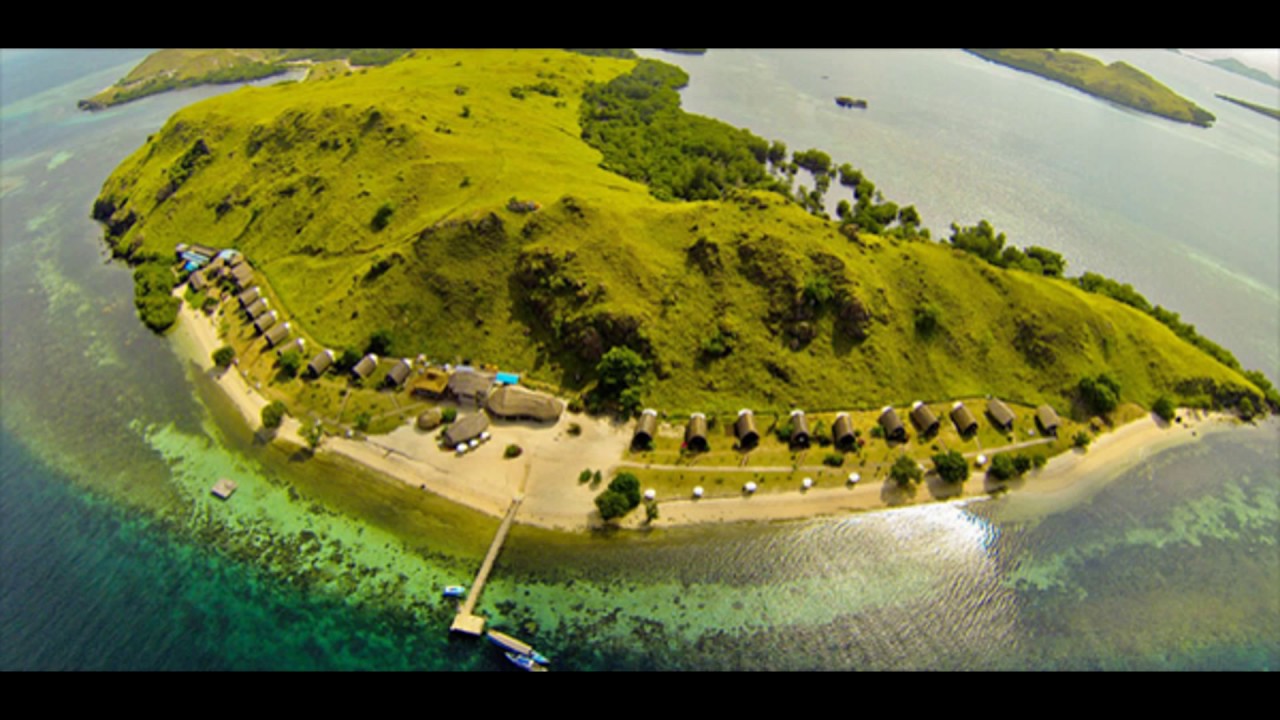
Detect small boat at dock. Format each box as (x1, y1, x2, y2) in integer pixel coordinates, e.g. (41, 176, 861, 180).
(505, 651, 547, 672)
(488, 629, 551, 667)
(443, 585, 467, 599)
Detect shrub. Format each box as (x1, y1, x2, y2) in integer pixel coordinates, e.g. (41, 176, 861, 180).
(913, 302, 941, 337)
(932, 450, 969, 484)
(644, 500, 660, 523)
(336, 347, 362, 372)
(1152, 396, 1176, 422)
(261, 400, 287, 430)
(595, 490, 630, 520)
(1013, 454, 1033, 475)
(608, 472, 642, 508)
(1073, 431, 1092, 450)
(213, 346, 236, 368)
(567, 422, 582, 436)
(1079, 373, 1121, 415)
(371, 202, 394, 231)
(504, 444, 523, 459)
(278, 350, 302, 378)
(579, 469, 593, 483)
(440, 406, 458, 424)
(822, 453, 845, 467)
(1032, 454, 1047, 469)
(889, 454, 922, 487)
(988, 453, 1016, 481)
(354, 412, 372, 432)
(366, 328, 394, 356)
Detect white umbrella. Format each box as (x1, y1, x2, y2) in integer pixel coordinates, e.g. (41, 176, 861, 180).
(744, 481, 757, 493)
(455, 443, 467, 454)
(802, 477, 813, 489)
(644, 489, 656, 501)
(693, 486, 704, 498)
(469, 439, 479, 449)
(847, 472, 860, 484)
(480, 431, 491, 442)
(976, 454, 987, 466)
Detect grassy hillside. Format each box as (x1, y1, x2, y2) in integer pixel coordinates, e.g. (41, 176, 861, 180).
(967, 49, 1216, 127)
(93, 49, 1265, 421)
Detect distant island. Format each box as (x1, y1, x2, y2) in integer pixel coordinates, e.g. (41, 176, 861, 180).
(966, 49, 1216, 128)
(1215, 93, 1280, 121)
(835, 96, 867, 109)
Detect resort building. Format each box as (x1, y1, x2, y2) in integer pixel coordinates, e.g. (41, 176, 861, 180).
(789, 410, 810, 448)
(950, 401, 978, 436)
(735, 409, 759, 449)
(263, 321, 291, 349)
(352, 353, 379, 380)
(987, 398, 1016, 432)
(448, 369, 495, 407)
(306, 349, 335, 378)
(236, 286, 260, 308)
(244, 297, 269, 320)
(252, 310, 278, 335)
(443, 412, 490, 446)
(878, 406, 907, 442)
(633, 408, 658, 447)
(486, 384, 564, 422)
(1036, 404, 1061, 436)
(384, 358, 413, 389)
(832, 412, 856, 449)
(410, 368, 450, 400)
(229, 263, 254, 289)
(275, 337, 305, 357)
(910, 401, 939, 436)
(188, 270, 208, 292)
(685, 413, 709, 452)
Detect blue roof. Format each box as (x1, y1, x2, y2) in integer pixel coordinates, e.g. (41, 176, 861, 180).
(181, 251, 209, 266)
(496, 372, 520, 385)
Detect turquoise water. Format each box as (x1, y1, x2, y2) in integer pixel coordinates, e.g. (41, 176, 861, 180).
(1, 50, 1276, 671)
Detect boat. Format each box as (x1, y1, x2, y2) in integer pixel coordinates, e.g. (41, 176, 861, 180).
(442, 585, 467, 599)
(835, 96, 868, 109)
(504, 651, 547, 672)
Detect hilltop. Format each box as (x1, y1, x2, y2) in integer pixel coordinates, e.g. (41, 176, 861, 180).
(93, 49, 1267, 423)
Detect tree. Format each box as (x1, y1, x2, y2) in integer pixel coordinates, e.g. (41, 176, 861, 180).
(596, 346, 647, 397)
(366, 328, 394, 356)
(441, 407, 458, 423)
(899, 205, 921, 228)
(301, 422, 323, 452)
(1079, 373, 1121, 415)
(914, 302, 942, 337)
(792, 148, 832, 175)
(890, 454, 923, 487)
(371, 202, 394, 231)
(988, 453, 1017, 480)
(504, 444, 523, 458)
(595, 490, 631, 521)
(1025, 246, 1066, 277)
(336, 347, 362, 372)
(644, 499, 660, 523)
(1152, 395, 1176, 422)
(1073, 431, 1092, 450)
(767, 140, 787, 166)
(278, 350, 302, 378)
(213, 345, 236, 368)
(607, 472, 642, 508)
(948, 219, 1006, 263)
(261, 400, 287, 430)
(932, 450, 969, 484)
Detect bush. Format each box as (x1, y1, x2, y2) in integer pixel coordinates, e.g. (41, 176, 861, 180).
(504, 444, 523, 459)
(1152, 396, 1176, 422)
(822, 453, 845, 468)
(366, 328, 394, 356)
(278, 350, 302, 378)
(1073, 431, 1092, 450)
(889, 454, 922, 487)
(441, 407, 458, 423)
(213, 346, 236, 368)
(371, 203, 394, 231)
(567, 422, 582, 436)
(988, 453, 1017, 481)
(595, 490, 630, 521)
(354, 412, 371, 432)
(932, 450, 969, 484)
(261, 400, 287, 430)
(1013, 454, 1033, 475)
(336, 347, 362, 372)
(914, 302, 941, 337)
(1079, 373, 1121, 416)
(579, 469, 593, 483)
(607, 472, 642, 508)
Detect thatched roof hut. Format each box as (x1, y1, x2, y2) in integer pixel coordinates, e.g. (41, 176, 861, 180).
(384, 358, 413, 388)
(188, 270, 208, 291)
(205, 256, 226, 278)
(950, 401, 978, 436)
(632, 408, 658, 447)
(226, 252, 246, 268)
(910, 401, 939, 436)
(352, 353, 378, 380)
(448, 370, 495, 405)
(789, 410, 811, 447)
(735, 409, 759, 448)
(276, 337, 305, 357)
(229, 263, 254, 289)
(189, 243, 219, 260)
(987, 398, 1015, 431)
(878, 406, 906, 442)
(486, 384, 564, 422)
(252, 310, 277, 334)
(443, 413, 489, 446)
(832, 413, 856, 449)
(685, 413, 709, 452)
(244, 297, 270, 320)
(236, 286, 260, 308)
(410, 368, 450, 399)
(263, 322, 291, 348)
(1036, 404, 1061, 436)
(175, 243, 190, 259)
(416, 407, 444, 431)
(307, 349, 335, 378)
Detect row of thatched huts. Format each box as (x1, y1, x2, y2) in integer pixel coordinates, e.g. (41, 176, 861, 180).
(633, 398, 1064, 451)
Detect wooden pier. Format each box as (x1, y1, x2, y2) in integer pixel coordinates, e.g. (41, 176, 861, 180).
(450, 493, 523, 635)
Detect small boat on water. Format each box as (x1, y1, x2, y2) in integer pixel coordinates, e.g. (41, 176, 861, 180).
(505, 651, 548, 672)
(443, 585, 467, 599)
(835, 96, 868, 109)
(488, 629, 551, 667)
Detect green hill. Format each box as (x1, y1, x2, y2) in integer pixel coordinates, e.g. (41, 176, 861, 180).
(93, 49, 1266, 420)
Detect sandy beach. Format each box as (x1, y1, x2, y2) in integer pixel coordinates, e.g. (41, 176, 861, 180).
(170, 298, 1239, 533)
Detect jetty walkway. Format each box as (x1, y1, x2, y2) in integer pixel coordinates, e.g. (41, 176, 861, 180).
(450, 493, 522, 636)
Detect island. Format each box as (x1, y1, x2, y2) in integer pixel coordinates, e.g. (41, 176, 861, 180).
(835, 96, 868, 109)
(91, 49, 1273, 531)
(965, 49, 1216, 128)
(1215, 93, 1280, 122)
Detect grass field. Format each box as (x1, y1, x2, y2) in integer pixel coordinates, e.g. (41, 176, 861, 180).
(96, 49, 1263, 435)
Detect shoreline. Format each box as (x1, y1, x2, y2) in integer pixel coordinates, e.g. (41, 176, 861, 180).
(169, 299, 1240, 533)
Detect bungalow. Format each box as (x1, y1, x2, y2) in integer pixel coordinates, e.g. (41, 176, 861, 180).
(306, 349, 335, 378)
(685, 413, 709, 452)
(384, 358, 413, 389)
(987, 398, 1016, 432)
(174, 243, 190, 260)
(351, 353, 379, 381)
(735, 409, 759, 449)
(236, 286, 260, 308)
(204, 255, 226, 279)
(950, 401, 978, 436)
(244, 297, 270, 320)
(910, 401, 939, 436)
(443, 412, 490, 446)
(275, 337, 306, 357)
(188, 270, 208, 292)
(632, 408, 658, 447)
(252, 310, 278, 335)
(448, 369, 495, 407)
(409, 368, 450, 400)
(189, 243, 219, 260)
(225, 252, 246, 268)
(263, 322, 291, 349)
(878, 406, 907, 442)
(229, 263, 254, 289)
(487, 384, 564, 422)
(1036, 404, 1061, 436)
(789, 410, 811, 448)
(832, 412, 856, 449)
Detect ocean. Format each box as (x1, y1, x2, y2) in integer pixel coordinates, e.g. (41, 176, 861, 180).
(1, 49, 1276, 671)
